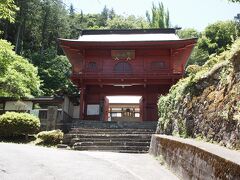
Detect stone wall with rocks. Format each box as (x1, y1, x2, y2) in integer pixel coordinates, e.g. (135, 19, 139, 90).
(150, 134, 240, 180)
(157, 39, 240, 150)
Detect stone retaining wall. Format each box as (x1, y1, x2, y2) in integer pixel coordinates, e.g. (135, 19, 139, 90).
(149, 135, 240, 180)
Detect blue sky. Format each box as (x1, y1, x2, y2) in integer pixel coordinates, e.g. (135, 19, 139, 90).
(63, 0, 239, 31)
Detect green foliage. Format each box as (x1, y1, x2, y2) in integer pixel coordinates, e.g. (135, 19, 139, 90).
(37, 129, 63, 145)
(0, 2, 151, 96)
(177, 28, 199, 39)
(228, 0, 240, 2)
(31, 54, 77, 96)
(146, 2, 170, 28)
(71, 12, 148, 30)
(0, 39, 41, 98)
(107, 15, 149, 29)
(0, 0, 18, 23)
(0, 2, 152, 96)
(158, 38, 240, 135)
(99, 5, 110, 27)
(183, 21, 239, 67)
(185, 64, 201, 75)
(178, 28, 209, 66)
(198, 21, 239, 55)
(187, 46, 209, 66)
(0, 112, 40, 137)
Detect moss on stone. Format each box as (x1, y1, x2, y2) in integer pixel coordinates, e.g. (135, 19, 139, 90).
(153, 136, 240, 179)
(157, 39, 240, 149)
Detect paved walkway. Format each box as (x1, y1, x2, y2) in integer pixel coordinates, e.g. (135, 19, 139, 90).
(0, 143, 178, 180)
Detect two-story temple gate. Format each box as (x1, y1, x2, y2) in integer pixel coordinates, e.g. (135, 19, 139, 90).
(59, 29, 197, 122)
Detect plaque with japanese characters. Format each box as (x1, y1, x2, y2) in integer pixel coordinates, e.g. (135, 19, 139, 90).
(111, 50, 135, 61)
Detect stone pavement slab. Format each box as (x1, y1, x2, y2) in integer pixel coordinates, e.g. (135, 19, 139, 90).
(0, 143, 178, 180)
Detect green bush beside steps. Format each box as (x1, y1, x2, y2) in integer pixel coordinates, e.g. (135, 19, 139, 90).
(37, 129, 64, 146)
(0, 112, 40, 138)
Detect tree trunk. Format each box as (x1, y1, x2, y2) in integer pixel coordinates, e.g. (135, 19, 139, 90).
(40, 1, 50, 55)
(3, 21, 9, 40)
(15, 0, 26, 55)
(15, 22, 22, 54)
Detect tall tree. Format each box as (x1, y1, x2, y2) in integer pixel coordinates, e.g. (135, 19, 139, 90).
(107, 15, 149, 29)
(0, 0, 18, 23)
(14, 0, 29, 54)
(177, 28, 199, 39)
(0, 39, 41, 98)
(198, 20, 239, 55)
(98, 5, 109, 27)
(227, 0, 240, 2)
(31, 55, 75, 96)
(146, 2, 170, 28)
(69, 4, 75, 18)
(109, 8, 116, 20)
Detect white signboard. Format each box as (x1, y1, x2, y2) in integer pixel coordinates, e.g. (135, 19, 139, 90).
(87, 104, 100, 115)
(5, 101, 33, 111)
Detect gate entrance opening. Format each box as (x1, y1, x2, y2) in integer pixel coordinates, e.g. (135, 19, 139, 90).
(107, 96, 142, 122)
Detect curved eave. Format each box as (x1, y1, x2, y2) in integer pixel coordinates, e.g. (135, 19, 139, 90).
(58, 38, 198, 48)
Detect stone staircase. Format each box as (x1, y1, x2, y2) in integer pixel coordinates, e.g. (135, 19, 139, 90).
(62, 121, 157, 153)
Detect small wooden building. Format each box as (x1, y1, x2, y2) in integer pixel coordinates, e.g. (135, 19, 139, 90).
(0, 96, 79, 131)
(59, 28, 197, 121)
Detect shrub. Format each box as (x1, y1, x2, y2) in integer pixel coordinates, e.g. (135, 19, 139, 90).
(37, 129, 64, 145)
(185, 64, 201, 75)
(0, 112, 40, 137)
(157, 38, 240, 136)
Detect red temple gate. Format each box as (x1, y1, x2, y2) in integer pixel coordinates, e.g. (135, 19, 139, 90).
(59, 29, 197, 121)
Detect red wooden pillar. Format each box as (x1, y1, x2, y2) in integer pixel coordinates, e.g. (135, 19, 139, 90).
(79, 85, 86, 120)
(139, 97, 143, 121)
(170, 48, 174, 75)
(143, 88, 148, 121)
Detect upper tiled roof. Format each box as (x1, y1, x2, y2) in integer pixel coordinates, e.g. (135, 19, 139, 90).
(77, 33, 180, 42)
(62, 28, 181, 42)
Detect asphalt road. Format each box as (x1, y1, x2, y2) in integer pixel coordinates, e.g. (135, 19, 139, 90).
(0, 143, 178, 180)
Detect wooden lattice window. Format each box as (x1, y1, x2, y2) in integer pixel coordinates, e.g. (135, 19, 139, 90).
(87, 62, 97, 71)
(114, 62, 132, 73)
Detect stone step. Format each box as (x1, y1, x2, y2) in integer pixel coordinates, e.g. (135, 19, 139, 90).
(73, 145, 150, 152)
(63, 137, 151, 145)
(73, 141, 150, 146)
(71, 137, 151, 143)
(110, 150, 149, 153)
(63, 125, 155, 153)
(68, 132, 154, 135)
(69, 138, 150, 145)
(70, 128, 155, 134)
(72, 149, 148, 153)
(65, 134, 152, 143)
(72, 120, 157, 129)
(71, 127, 155, 131)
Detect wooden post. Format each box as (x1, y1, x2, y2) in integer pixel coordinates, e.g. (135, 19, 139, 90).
(79, 85, 85, 120)
(170, 48, 174, 74)
(143, 87, 147, 121)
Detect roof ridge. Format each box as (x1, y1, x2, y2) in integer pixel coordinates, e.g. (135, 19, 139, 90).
(80, 28, 180, 36)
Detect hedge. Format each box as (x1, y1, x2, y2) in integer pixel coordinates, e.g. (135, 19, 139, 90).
(0, 112, 40, 137)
